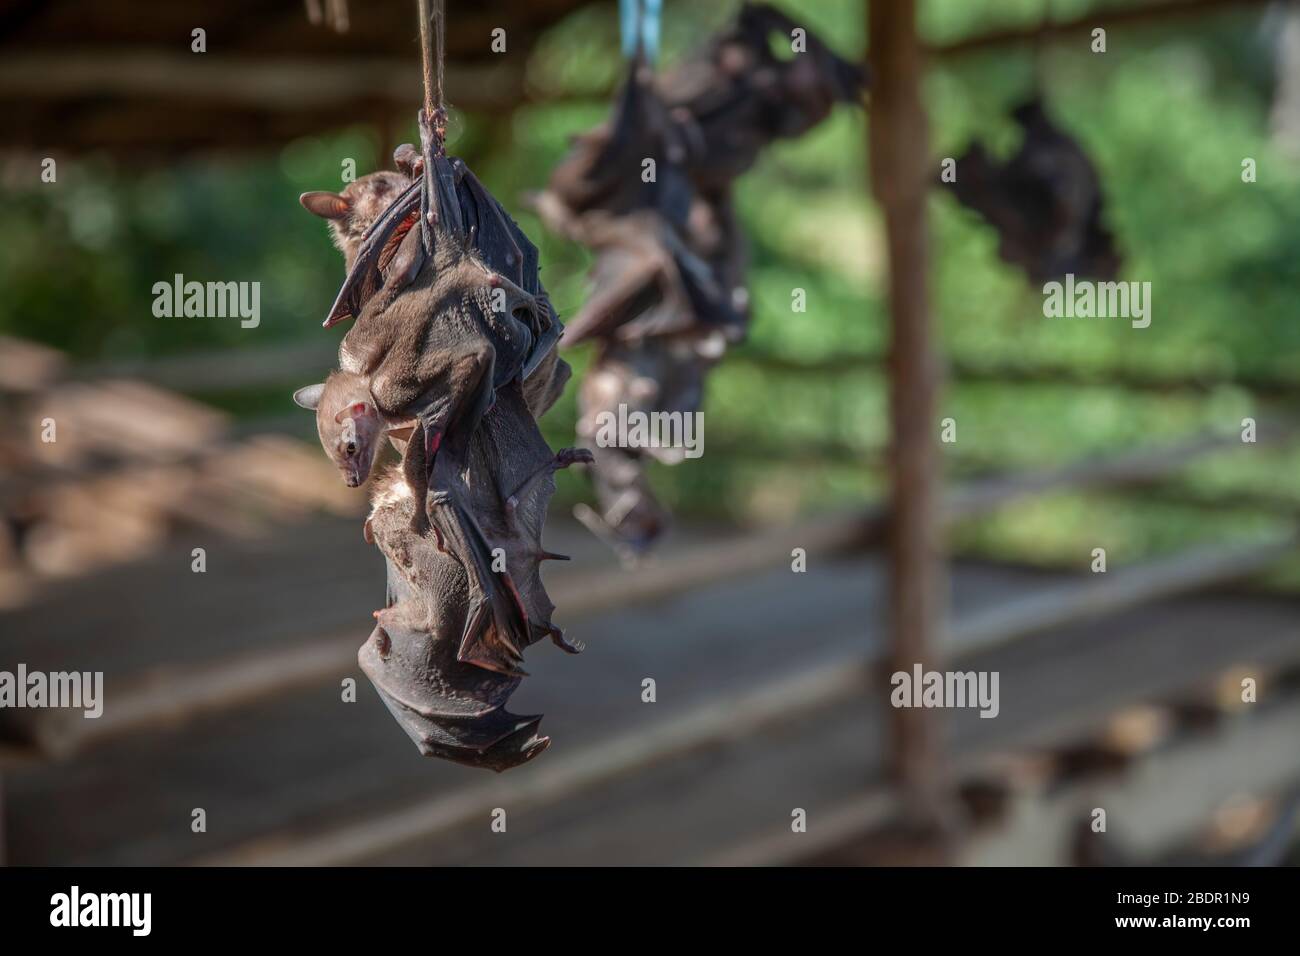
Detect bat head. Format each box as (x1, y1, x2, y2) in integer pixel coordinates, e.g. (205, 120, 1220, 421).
(300, 170, 411, 270)
(293, 370, 384, 488)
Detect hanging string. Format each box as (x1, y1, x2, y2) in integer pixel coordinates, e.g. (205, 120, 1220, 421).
(1031, 0, 1053, 97)
(620, 0, 662, 62)
(417, 0, 448, 156)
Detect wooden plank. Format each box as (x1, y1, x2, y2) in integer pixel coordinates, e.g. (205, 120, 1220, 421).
(194, 653, 870, 866)
(194, 569, 1300, 867)
(942, 432, 1263, 522)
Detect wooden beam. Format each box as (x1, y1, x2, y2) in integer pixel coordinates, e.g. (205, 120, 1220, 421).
(949, 534, 1299, 662)
(928, 0, 1272, 60)
(733, 349, 1300, 400)
(0, 51, 522, 111)
(869, 0, 951, 831)
(69, 336, 1300, 402)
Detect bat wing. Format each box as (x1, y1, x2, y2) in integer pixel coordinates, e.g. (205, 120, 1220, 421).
(449, 158, 564, 383)
(430, 475, 534, 678)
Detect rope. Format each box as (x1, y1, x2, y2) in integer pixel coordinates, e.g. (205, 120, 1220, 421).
(417, 0, 447, 156)
(620, 0, 662, 62)
(1031, 0, 1053, 95)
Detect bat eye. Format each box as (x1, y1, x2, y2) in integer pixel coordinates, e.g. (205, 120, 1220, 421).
(346, 442, 357, 457)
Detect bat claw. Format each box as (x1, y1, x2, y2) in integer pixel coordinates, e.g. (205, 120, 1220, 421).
(548, 627, 583, 655)
(408, 506, 431, 537)
(555, 447, 594, 469)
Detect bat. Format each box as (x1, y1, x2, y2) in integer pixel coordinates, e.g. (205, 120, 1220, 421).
(360, 376, 589, 685)
(301, 114, 591, 681)
(574, 336, 717, 556)
(656, 1, 866, 192)
(293, 111, 588, 762)
(357, 421, 569, 770)
(302, 149, 572, 421)
(532, 61, 744, 349)
(535, 5, 862, 555)
(941, 99, 1121, 282)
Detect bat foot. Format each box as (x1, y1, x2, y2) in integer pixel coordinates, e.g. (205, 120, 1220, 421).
(554, 446, 594, 469)
(408, 507, 432, 538)
(548, 626, 584, 655)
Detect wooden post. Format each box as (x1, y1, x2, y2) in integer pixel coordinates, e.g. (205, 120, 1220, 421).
(868, 0, 951, 835)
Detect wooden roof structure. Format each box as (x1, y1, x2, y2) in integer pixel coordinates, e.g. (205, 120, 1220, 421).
(0, 0, 592, 153)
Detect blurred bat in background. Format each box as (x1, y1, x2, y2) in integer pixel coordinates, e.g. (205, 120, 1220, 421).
(940, 99, 1122, 283)
(535, 2, 865, 557)
(657, 1, 866, 192)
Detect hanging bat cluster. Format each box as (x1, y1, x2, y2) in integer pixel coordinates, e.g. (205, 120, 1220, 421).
(296, 116, 586, 771)
(533, 2, 865, 557)
(939, 98, 1121, 283)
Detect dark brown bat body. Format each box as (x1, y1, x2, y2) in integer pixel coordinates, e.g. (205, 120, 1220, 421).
(296, 124, 587, 763)
(942, 100, 1121, 283)
(575, 336, 717, 553)
(332, 228, 589, 675)
(303, 154, 571, 421)
(538, 4, 862, 556)
(657, 2, 865, 192)
(360, 407, 566, 769)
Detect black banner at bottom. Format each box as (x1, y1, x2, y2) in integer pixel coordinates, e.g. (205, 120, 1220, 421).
(0, 865, 1283, 942)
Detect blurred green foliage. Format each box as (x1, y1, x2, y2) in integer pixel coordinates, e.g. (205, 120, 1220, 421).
(3, 0, 1299, 571)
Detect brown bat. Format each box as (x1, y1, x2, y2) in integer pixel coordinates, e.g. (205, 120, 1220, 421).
(533, 61, 744, 349)
(358, 382, 586, 766)
(295, 231, 543, 511)
(535, 7, 862, 555)
(296, 113, 588, 762)
(657, 1, 866, 192)
(301, 155, 572, 421)
(575, 335, 718, 555)
(940, 99, 1121, 282)
(300, 225, 590, 676)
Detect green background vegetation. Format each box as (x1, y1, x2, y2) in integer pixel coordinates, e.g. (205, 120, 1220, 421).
(3, 0, 1298, 576)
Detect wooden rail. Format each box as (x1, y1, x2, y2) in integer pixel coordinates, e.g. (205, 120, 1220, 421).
(928, 0, 1273, 61)
(703, 694, 1300, 866)
(2, 431, 1262, 761)
(74, 338, 1300, 402)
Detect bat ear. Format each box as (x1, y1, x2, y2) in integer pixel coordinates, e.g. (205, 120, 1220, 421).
(292, 383, 325, 410)
(300, 191, 350, 220)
